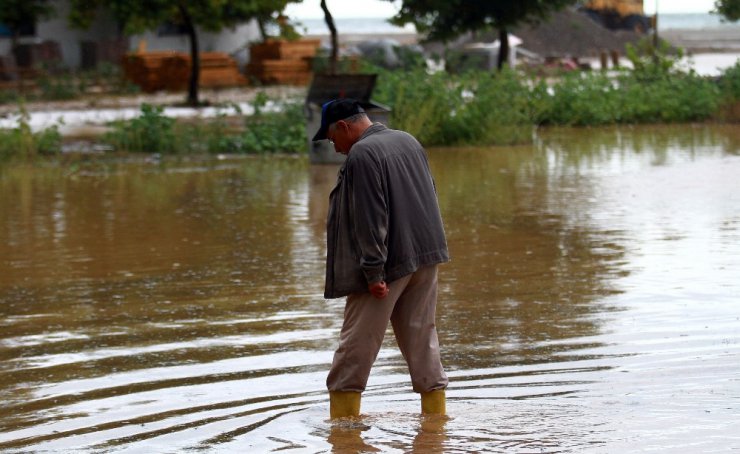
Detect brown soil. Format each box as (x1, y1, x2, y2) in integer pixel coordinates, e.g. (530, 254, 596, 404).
(512, 9, 644, 58)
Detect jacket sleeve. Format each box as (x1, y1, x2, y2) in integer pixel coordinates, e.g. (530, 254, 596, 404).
(347, 152, 388, 285)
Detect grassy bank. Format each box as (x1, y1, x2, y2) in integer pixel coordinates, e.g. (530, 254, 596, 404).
(0, 105, 61, 160)
(371, 46, 737, 146)
(1, 50, 739, 159)
(103, 95, 306, 154)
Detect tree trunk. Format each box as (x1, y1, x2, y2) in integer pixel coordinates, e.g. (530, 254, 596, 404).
(320, 0, 338, 74)
(497, 28, 509, 71)
(178, 3, 200, 106)
(10, 31, 23, 93)
(257, 17, 268, 42)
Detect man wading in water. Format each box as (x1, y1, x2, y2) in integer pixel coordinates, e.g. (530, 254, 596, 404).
(313, 99, 449, 418)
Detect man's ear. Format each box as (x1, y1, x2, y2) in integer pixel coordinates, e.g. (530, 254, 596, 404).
(336, 120, 349, 133)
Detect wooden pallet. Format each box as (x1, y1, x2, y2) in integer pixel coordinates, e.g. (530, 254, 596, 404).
(247, 59, 313, 85)
(122, 51, 181, 92)
(122, 51, 247, 92)
(249, 39, 321, 61)
(247, 39, 320, 86)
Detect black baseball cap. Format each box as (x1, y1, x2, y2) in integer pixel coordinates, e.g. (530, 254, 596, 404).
(312, 98, 365, 141)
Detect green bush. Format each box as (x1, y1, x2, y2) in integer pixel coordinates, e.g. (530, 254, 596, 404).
(538, 71, 620, 125)
(719, 61, 740, 101)
(105, 104, 179, 153)
(531, 61, 720, 126)
(237, 94, 306, 154)
(368, 34, 729, 138)
(0, 105, 61, 159)
(0, 91, 21, 105)
(0, 64, 139, 105)
(373, 67, 536, 146)
(103, 95, 307, 155)
(448, 69, 535, 145)
(37, 71, 80, 100)
(373, 68, 458, 145)
(618, 72, 721, 123)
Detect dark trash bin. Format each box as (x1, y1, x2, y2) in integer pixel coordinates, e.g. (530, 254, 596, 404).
(305, 73, 391, 164)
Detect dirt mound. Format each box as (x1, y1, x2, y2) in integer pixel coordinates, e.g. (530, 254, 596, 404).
(513, 9, 644, 58)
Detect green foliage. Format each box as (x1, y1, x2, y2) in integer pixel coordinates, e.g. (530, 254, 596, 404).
(447, 70, 534, 145)
(372, 68, 458, 145)
(238, 98, 306, 154)
(539, 71, 621, 125)
(625, 37, 684, 80)
(37, 71, 79, 101)
(372, 67, 534, 146)
(0, 91, 20, 105)
(104, 104, 178, 153)
(0, 65, 139, 104)
(103, 95, 306, 155)
(714, 0, 740, 21)
(538, 68, 721, 126)
(719, 60, 740, 101)
(371, 57, 724, 143)
(0, 104, 61, 159)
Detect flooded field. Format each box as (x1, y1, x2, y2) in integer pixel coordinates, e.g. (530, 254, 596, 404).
(1, 125, 739, 453)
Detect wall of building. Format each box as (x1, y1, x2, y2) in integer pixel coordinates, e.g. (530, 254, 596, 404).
(35, 0, 120, 68)
(0, 0, 262, 70)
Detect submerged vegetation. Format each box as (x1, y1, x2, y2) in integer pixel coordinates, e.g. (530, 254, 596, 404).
(0, 104, 61, 160)
(1, 40, 739, 159)
(103, 95, 306, 155)
(372, 39, 733, 145)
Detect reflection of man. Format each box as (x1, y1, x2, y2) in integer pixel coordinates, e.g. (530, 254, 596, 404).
(312, 99, 449, 419)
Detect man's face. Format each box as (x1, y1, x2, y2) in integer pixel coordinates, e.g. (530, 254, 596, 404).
(327, 121, 351, 155)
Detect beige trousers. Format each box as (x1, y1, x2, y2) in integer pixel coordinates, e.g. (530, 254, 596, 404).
(326, 265, 448, 393)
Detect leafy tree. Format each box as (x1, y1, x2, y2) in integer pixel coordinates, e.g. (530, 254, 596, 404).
(0, 0, 56, 59)
(388, 0, 578, 69)
(69, 0, 300, 106)
(714, 0, 740, 21)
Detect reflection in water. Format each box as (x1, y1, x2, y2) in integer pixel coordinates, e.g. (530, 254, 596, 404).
(1, 125, 739, 452)
(326, 414, 447, 453)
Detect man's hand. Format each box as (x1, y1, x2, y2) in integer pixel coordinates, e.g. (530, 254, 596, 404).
(369, 281, 389, 299)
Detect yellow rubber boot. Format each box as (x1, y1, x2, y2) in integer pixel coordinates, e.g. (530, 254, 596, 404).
(329, 391, 361, 419)
(421, 389, 446, 415)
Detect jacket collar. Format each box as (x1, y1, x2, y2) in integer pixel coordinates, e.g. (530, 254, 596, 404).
(344, 123, 387, 161)
(358, 122, 387, 142)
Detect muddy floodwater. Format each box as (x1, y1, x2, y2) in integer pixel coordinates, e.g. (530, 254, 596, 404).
(1, 125, 739, 453)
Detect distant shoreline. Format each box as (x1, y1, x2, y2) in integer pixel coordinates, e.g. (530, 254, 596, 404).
(304, 27, 740, 54)
(660, 28, 740, 53)
(298, 13, 740, 54)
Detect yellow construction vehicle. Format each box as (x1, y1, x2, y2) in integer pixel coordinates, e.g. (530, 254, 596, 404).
(581, 0, 652, 32)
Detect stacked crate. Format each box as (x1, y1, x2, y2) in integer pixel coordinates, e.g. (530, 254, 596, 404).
(122, 51, 181, 92)
(161, 52, 247, 91)
(122, 51, 247, 92)
(247, 39, 320, 85)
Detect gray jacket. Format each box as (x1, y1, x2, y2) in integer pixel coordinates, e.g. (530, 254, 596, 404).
(324, 123, 449, 298)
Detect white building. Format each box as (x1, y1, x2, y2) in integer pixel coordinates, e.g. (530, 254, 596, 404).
(0, 0, 262, 71)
